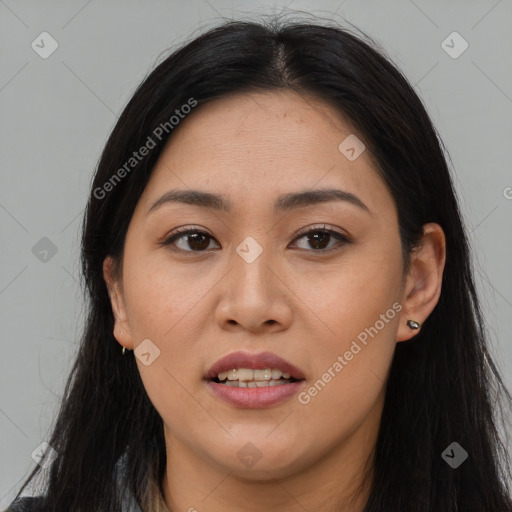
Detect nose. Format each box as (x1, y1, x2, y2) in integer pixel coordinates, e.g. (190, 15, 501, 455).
(214, 240, 293, 333)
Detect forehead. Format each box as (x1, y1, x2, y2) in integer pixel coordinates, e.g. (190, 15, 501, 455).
(136, 90, 394, 218)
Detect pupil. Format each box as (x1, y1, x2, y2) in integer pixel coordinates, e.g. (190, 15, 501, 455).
(189, 233, 209, 251)
(309, 232, 329, 249)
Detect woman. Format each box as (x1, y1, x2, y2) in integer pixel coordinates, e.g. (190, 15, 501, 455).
(7, 16, 512, 512)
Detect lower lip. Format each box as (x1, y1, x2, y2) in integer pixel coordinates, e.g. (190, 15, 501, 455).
(206, 380, 305, 408)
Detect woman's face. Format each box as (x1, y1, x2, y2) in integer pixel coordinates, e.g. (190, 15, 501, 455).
(104, 90, 441, 483)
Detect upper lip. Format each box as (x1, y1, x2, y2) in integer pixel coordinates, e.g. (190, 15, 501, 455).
(205, 351, 306, 380)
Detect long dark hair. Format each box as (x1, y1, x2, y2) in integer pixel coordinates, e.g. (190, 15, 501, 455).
(9, 15, 512, 512)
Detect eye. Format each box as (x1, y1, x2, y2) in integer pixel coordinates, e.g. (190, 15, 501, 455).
(289, 225, 350, 253)
(159, 224, 350, 254)
(159, 226, 220, 253)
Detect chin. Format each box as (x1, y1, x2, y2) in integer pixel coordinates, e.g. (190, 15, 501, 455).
(207, 438, 311, 479)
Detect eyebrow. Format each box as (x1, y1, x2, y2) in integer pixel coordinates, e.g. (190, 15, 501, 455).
(147, 188, 371, 215)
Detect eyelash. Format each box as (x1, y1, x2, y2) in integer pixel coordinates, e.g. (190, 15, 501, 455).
(159, 224, 351, 255)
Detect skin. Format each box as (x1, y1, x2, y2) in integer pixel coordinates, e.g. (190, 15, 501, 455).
(103, 90, 446, 512)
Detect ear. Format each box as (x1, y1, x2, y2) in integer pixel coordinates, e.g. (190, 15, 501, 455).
(396, 223, 446, 342)
(103, 256, 134, 350)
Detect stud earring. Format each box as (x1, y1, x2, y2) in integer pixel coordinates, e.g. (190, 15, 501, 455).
(122, 346, 126, 355)
(407, 320, 420, 329)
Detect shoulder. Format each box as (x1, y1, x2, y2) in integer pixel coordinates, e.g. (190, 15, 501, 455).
(5, 496, 47, 512)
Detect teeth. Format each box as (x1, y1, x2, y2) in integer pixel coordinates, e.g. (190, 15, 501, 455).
(218, 369, 240, 381)
(269, 380, 288, 386)
(216, 367, 292, 383)
(238, 369, 254, 381)
(271, 369, 282, 379)
(219, 379, 291, 388)
(254, 369, 271, 380)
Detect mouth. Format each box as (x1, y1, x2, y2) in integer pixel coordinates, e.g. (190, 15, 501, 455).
(211, 368, 301, 387)
(204, 351, 306, 408)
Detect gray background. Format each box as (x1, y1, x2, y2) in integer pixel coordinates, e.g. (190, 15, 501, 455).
(1, 0, 511, 507)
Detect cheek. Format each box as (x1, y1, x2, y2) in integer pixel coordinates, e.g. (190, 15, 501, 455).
(290, 248, 402, 344)
(291, 317, 396, 459)
(123, 256, 208, 339)
(122, 257, 211, 393)
(290, 252, 401, 439)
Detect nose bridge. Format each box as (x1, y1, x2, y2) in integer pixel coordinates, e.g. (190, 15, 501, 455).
(215, 222, 293, 332)
(230, 234, 274, 298)
(213, 231, 291, 331)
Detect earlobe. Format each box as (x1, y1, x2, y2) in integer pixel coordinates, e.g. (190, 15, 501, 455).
(396, 223, 446, 343)
(102, 256, 134, 350)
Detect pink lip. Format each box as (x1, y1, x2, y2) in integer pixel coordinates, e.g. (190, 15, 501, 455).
(204, 351, 306, 409)
(206, 380, 305, 408)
